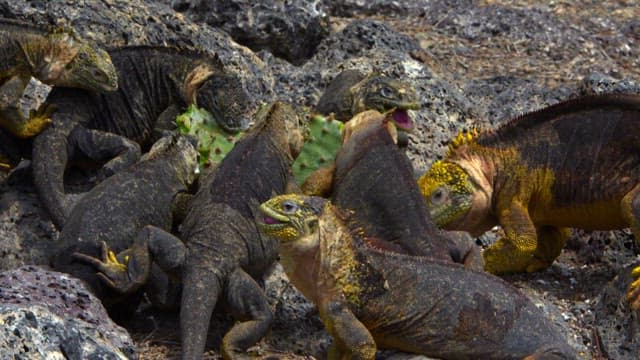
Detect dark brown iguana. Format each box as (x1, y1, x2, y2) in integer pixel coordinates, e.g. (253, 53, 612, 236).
(50, 133, 198, 317)
(258, 194, 577, 359)
(416, 94, 640, 307)
(70, 102, 306, 359)
(303, 110, 482, 268)
(0, 18, 117, 140)
(315, 69, 419, 145)
(32, 45, 251, 229)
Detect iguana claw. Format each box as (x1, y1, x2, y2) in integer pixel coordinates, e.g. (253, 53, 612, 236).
(72, 241, 138, 294)
(626, 266, 640, 310)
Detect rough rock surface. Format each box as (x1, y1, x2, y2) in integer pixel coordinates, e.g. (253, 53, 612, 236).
(0, 266, 136, 359)
(171, 0, 330, 65)
(0, 0, 639, 359)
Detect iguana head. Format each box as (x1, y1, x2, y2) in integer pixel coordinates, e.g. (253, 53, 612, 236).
(141, 133, 199, 186)
(351, 74, 419, 131)
(196, 73, 252, 133)
(41, 32, 118, 92)
(258, 194, 327, 243)
(417, 160, 475, 228)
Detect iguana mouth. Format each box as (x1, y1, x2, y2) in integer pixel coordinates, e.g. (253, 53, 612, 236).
(258, 204, 289, 226)
(391, 109, 413, 131)
(262, 216, 282, 225)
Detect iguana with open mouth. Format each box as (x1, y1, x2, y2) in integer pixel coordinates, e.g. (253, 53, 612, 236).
(69, 102, 307, 359)
(258, 194, 576, 359)
(315, 69, 418, 145)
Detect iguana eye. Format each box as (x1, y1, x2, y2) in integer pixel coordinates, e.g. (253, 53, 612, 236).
(282, 200, 298, 214)
(380, 86, 394, 98)
(430, 187, 449, 205)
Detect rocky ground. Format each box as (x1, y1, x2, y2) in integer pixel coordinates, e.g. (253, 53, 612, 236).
(1, 0, 639, 359)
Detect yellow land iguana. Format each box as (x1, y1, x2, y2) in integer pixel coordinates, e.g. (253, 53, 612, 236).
(417, 93, 640, 308)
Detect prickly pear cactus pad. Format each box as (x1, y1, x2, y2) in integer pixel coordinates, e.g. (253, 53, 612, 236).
(293, 114, 343, 185)
(176, 105, 243, 168)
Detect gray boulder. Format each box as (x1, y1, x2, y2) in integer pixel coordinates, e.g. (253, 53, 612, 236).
(0, 266, 137, 359)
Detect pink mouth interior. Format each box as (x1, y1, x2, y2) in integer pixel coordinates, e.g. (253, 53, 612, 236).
(392, 109, 413, 130)
(263, 216, 281, 225)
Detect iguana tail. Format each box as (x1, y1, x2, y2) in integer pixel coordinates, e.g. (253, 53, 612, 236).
(180, 257, 225, 360)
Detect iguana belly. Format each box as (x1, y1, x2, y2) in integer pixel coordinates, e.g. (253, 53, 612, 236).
(531, 199, 628, 230)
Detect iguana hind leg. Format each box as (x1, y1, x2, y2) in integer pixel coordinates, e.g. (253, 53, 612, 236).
(221, 268, 274, 359)
(70, 126, 141, 181)
(622, 184, 640, 309)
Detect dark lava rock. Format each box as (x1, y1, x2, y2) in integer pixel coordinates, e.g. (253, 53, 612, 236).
(464, 75, 573, 127)
(324, 0, 431, 18)
(0, 265, 136, 359)
(313, 19, 419, 66)
(578, 71, 640, 96)
(172, 0, 330, 65)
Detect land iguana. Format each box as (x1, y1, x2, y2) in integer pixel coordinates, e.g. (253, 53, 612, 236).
(0, 18, 118, 170)
(315, 69, 419, 146)
(32, 45, 251, 229)
(258, 194, 577, 359)
(302, 110, 482, 269)
(71, 102, 307, 359)
(416, 94, 640, 307)
(51, 133, 198, 316)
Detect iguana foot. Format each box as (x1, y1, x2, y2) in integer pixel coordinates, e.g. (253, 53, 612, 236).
(72, 241, 142, 294)
(17, 104, 57, 138)
(483, 238, 534, 274)
(626, 265, 640, 310)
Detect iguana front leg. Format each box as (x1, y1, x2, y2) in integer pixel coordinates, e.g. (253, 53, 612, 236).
(319, 296, 377, 360)
(483, 200, 538, 274)
(0, 75, 52, 138)
(221, 268, 274, 359)
(70, 126, 141, 181)
(72, 225, 187, 295)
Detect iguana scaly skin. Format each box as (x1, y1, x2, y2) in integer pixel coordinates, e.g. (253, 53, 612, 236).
(315, 70, 419, 135)
(417, 94, 640, 306)
(0, 18, 117, 140)
(50, 134, 197, 317)
(303, 110, 482, 268)
(72, 102, 306, 359)
(258, 194, 576, 359)
(32, 45, 251, 229)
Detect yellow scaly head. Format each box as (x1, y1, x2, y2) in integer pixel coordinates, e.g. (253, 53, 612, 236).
(257, 194, 327, 243)
(45, 31, 118, 93)
(417, 160, 475, 228)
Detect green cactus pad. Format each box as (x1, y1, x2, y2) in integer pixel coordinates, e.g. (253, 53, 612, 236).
(176, 105, 243, 168)
(293, 114, 343, 185)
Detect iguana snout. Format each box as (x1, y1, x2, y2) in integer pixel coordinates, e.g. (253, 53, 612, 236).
(47, 34, 118, 92)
